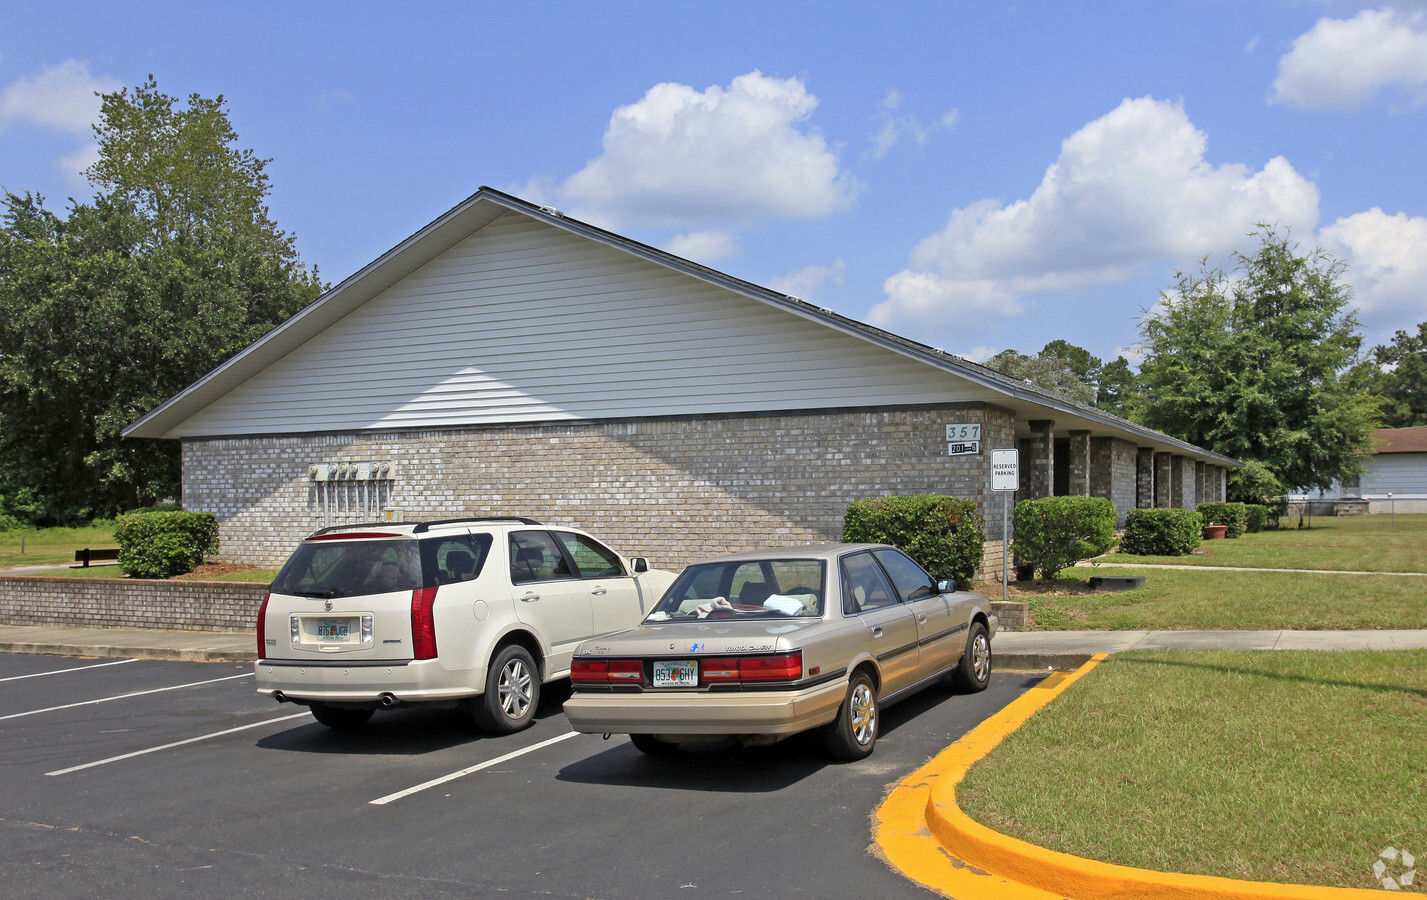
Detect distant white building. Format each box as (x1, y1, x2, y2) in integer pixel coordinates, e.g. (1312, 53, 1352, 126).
(1301, 427, 1427, 513)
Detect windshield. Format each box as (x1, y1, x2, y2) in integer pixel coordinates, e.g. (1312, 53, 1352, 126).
(647, 558, 825, 620)
(270, 534, 493, 598)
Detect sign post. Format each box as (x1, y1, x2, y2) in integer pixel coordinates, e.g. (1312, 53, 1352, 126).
(990, 450, 1020, 602)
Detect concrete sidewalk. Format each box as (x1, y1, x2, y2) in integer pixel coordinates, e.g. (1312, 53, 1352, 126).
(1, 622, 1424, 666)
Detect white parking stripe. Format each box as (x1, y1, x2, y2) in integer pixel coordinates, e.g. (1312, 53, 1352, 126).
(0, 673, 253, 721)
(0, 658, 138, 682)
(45, 712, 311, 776)
(369, 731, 583, 805)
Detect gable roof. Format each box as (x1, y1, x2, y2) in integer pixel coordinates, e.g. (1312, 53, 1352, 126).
(1374, 426, 1427, 454)
(123, 187, 1235, 465)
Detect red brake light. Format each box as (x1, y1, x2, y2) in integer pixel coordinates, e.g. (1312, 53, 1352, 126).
(410, 586, 439, 659)
(571, 658, 608, 683)
(256, 592, 271, 660)
(572, 659, 642, 684)
(739, 651, 802, 682)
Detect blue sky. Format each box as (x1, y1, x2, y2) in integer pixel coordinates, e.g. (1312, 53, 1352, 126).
(4, 1, 1425, 365)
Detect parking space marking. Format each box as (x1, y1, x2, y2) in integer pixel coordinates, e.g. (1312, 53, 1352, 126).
(369, 731, 583, 805)
(0, 658, 138, 682)
(46, 711, 311, 776)
(0, 673, 253, 721)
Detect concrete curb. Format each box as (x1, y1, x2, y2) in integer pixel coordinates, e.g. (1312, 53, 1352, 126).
(0, 641, 255, 663)
(876, 655, 1388, 899)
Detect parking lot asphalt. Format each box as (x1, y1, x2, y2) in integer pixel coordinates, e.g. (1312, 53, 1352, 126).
(2, 622, 1424, 668)
(0, 649, 1040, 899)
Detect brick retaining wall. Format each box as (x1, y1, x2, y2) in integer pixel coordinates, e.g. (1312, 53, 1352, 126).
(0, 576, 267, 632)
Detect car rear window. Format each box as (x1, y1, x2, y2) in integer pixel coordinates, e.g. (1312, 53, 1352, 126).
(271, 534, 492, 598)
(646, 559, 824, 620)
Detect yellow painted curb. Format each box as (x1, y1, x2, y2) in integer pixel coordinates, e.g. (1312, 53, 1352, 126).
(875, 654, 1388, 900)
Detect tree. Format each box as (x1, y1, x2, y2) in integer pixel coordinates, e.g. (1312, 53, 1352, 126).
(0, 78, 324, 525)
(1040, 339, 1102, 388)
(1096, 355, 1141, 420)
(983, 348, 1098, 405)
(1368, 322, 1426, 428)
(1135, 227, 1380, 493)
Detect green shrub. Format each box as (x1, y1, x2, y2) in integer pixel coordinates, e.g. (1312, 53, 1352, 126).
(843, 495, 984, 585)
(0, 514, 25, 533)
(1120, 508, 1204, 556)
(1227, 460, 1284, 505)
(1244, 504, 1270, 534)
(114, 511, 219, 579)
(1010, 496, 1118, 579)
(1196, 501, 1248, 538)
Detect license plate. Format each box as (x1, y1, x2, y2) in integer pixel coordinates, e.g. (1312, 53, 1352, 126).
(652, 659, 698, 687)
(314, 618, 354, 641)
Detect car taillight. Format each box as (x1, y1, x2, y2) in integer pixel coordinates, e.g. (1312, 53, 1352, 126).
(701, 657, 741, 682)
(571, 659, 642, 684)
(256, 592, 271, 659)
(410, 586, 439, 659)
(736, 651, 802, 682)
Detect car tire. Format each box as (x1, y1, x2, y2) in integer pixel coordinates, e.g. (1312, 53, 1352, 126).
(950, 620, 992, 693)
(823, 672, 878, 761)
(473, 644, 540, 734)
(309, 703, 374, 730)
(629, 733, 681, 756)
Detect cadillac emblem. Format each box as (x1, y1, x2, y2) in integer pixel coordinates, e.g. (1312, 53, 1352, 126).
(324, 600, 334, 611)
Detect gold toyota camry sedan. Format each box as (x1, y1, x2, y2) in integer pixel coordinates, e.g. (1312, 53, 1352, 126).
(563, 543, 996, 760)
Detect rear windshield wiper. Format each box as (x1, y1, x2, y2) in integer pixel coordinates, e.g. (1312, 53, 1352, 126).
(296, 589, 338, 599)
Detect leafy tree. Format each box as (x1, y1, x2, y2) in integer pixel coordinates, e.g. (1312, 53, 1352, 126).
(1226, 459, 1284, 505)
(1040, 339, 1102, 387)
(1096, 355, 1141, 420)
(983, 348, 1097, 405)
(0, 78, 324, 525)
(1368, 322, 1426, 428)
(1135, 227, 1379, 493)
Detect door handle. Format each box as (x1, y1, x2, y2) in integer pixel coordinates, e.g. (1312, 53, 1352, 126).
(918, 615, 927, 625)
(590, 586, 607, 595)
(872, 626, 884, 638)
(519, 592, 540, 602)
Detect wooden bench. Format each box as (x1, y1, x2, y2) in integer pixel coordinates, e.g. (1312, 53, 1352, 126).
(74, 547, 120, 568)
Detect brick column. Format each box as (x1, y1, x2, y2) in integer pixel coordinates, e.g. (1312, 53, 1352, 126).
(1154, 452, 1172, 507)
(1026, 420, 1054, 500)
(1067, 430, 1091, 497)
(1136, 447, 1155, 509)
(1195, 461, 1206, 505)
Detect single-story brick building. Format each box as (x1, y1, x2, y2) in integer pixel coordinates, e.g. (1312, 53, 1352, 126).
(125, 187, 1234, 576)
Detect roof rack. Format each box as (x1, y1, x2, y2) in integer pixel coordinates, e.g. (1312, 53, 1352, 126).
(412, 516, 543, 533)
(306, 521, 400, 538)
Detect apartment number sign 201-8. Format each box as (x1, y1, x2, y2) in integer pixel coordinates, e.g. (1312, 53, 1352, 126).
(945, 423, 981, 456)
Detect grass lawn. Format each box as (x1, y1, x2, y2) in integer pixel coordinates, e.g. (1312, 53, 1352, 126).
(0, 525, 117, 568)
(990, 565, 1427, 630)
(958, 649, 1427, 891)
(1104, 512, 1427, 573)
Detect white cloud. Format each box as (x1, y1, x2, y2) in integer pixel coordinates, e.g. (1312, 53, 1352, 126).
(1271, 8, 1427, 110)
(1318, 207, 1427, 332)
(0, 59, 118, 135)
(959, 345, 1000, 364)
(871, 96, 1319, 338)
(665, 230, 741, 264)
(552, 71, 859, 230)
(767, 258, 846, 301)
(868, 90, 958, 159)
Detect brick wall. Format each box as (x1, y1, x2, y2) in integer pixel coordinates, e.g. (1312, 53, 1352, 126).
(183, 405, 1018, 578)
(1090, 437, 1138, 526)
(0, 576, 266, 631)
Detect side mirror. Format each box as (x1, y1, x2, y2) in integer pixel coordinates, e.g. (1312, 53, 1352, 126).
(937, 580, 956, 594)
(631, 557, 650, 574)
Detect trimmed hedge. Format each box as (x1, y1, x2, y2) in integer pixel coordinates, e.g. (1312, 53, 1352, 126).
(1244, 504, 1270, 533)
(843, 495, 984, 585)
(114, 511, 220, 579)
(1010, 496, 1118, 579)
(1196, 501, 1248, 539)
(1120, 508, 1203, 556)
